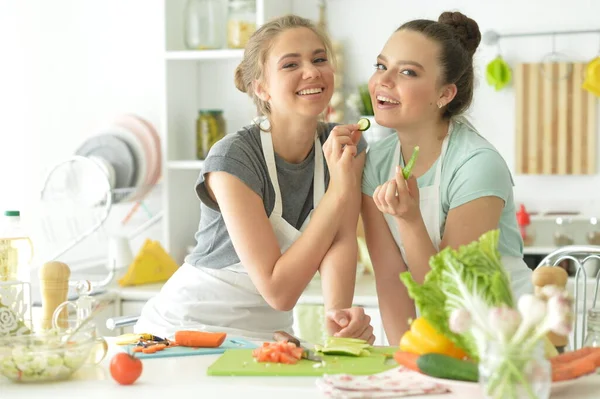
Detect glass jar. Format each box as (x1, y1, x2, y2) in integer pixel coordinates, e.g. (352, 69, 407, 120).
(479, 341, 551, 399)
(184, 0, 225, 50)
(196, 110, 226, 159)
(587, 217, 600, 245)
(553, 217, 574, 246)
(227, 0, 256, 49)
(583, 308, 600, 348)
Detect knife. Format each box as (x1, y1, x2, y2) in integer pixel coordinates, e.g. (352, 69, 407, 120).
(273, 330, 323, 362)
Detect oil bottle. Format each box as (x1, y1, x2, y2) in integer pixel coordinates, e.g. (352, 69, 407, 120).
(0, 210, 34, 335)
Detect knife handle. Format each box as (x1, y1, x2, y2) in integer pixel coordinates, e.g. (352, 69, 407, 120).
(273, 330, 301, 347)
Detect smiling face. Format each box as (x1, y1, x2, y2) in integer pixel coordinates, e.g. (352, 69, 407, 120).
(255, 27, 334, 120)
(368, 29, 455, 130)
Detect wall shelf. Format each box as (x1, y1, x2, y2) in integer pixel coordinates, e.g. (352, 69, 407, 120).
(167, 160, 205, 170)
(165, 49, 244, 61)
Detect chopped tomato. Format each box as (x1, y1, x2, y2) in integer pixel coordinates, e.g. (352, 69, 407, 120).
(251, 341, 302, 365)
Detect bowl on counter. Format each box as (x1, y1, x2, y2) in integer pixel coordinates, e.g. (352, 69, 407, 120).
(0, 324, 103, 383)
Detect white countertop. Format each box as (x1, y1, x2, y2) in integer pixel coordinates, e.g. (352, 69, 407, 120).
(2, 340, 600, 399)
(115, 272, 380, 307)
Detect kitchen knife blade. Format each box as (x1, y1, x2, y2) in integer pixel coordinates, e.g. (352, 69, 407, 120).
(273, 330, 323, 362)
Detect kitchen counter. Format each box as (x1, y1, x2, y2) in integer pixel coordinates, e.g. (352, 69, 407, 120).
(115, 272, 380, 307)
(2, 340, 600, 399)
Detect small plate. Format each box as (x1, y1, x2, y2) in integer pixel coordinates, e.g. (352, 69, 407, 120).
(75, 134, 136, 190)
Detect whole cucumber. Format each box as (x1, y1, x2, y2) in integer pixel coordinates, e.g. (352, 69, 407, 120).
(416, 353, 479, 382)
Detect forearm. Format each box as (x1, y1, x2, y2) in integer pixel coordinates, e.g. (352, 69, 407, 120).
(319, 234, 358, 311)
(375, 273, 416, 345)
(395, 215, 437, 284)
(267, 190, 347, 307)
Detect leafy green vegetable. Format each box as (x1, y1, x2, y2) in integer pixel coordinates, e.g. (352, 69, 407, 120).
(399, 229, 514, 361)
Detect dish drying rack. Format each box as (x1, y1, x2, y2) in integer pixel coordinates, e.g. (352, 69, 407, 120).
(537, 245, 600, 350)
(37, 155, 162, 293)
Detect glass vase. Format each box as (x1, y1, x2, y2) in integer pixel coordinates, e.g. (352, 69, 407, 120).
(478, 341, 551, 399)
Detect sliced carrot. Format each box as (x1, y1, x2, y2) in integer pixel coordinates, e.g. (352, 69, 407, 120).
(142, 347, 158, 354)
(174, 330, 227, 348)
(154, 343, 167, 351)
(394, 351, 421, 373)
(132, 347, 143, 353)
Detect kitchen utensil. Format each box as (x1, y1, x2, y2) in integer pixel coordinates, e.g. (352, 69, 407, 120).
(273, 330, 322, 362)
(124, 337, 257, 359)
(206, 346, 398, 377)
(38, 261, 71, 330)
(514, 62, 596, 175)
(486, 56, 512, 91)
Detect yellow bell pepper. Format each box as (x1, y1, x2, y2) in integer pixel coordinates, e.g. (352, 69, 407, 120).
(399, 317, 467, 360)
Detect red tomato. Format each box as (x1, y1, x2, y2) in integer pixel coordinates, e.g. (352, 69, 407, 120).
(110, 353, 143, 385)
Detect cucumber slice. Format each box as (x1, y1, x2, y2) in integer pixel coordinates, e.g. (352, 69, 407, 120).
(357, 118, 371, 131)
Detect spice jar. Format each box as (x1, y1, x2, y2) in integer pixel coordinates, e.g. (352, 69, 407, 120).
(227, 0, 256, 49)
(587, 217, 600, 245)
(553, 217, 574, 246)
(196, 110, 226, 160)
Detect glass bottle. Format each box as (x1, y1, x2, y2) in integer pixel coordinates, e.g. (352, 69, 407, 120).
(227, 0, 256, 49)
(0, 210, 34, 336)
(479, 341, 551, 399)
(583, 308, 600, 348)
(184, 0, 225, 50)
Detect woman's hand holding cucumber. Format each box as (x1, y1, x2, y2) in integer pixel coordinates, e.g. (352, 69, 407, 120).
(372, 146, 421, 222)
(322, 123, 362, 198)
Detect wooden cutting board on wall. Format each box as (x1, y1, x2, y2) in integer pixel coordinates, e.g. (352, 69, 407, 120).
(514, 62, 597, 174)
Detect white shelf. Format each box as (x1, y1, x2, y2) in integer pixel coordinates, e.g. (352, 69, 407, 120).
(162, 0, 294, 264)
(165, 49, 244, 61)
(530, 215, 592, 222)
(167, 160, 205, 170)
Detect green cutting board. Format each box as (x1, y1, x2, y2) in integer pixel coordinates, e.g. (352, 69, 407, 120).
(207, 346, 399, 376)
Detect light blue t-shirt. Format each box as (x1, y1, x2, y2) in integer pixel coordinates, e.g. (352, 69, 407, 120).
(362, 118, 524, 257)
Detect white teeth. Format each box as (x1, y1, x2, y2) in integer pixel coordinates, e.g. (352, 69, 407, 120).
(376, 95, 399, 104)
(297, 88, 323, 95)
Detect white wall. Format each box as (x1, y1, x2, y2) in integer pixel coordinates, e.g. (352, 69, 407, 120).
(1, 0, 599, 267)
(294, 0, 600, 216)
(0, 0, 163, 266)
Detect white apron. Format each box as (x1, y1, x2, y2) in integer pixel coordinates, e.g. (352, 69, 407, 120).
(134, 130, 325, 341)
(383, 118, 532, 300)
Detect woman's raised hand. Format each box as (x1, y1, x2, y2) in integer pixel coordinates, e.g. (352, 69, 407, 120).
(322, 124, 362, 197)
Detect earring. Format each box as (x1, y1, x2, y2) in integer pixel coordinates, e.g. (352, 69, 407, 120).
(437, 102, 443, 109)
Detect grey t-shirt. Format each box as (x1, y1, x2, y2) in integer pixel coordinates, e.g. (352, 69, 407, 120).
(184, 122, 368, 269)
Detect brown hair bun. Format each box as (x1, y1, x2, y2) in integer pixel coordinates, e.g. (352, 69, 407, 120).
(438, 11, 481, 56)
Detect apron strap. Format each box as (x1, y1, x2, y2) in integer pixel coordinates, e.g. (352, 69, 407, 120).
(260, 129, 325, 218)
(313, 134, 325, 206)
(260, 131, 284, 218)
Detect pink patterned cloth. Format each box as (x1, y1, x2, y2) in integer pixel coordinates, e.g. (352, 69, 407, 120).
(316, 366, 450, 398)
